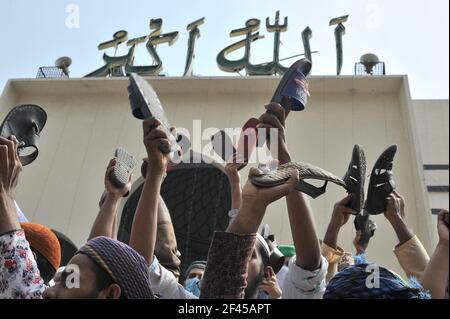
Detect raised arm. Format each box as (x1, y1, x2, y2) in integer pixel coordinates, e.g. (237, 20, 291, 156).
(0, 136, 45, 299)
(129, 118, 171, 264)
(0, 136, 22, 235)
(201, 168, 298, 299)
(88, 158, 132, 241)
(322, 195, 358, 281)
(224, 162, 242, 211)
(420, 210, 449, 299)
(384, 191, 430, 279)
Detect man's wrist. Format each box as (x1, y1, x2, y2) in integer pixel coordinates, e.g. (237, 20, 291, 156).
(326, 222, 341, 235)
(104, 192, 122, 202)
(389, 217, 414, 244)
(437, 238, 449, 249)
(278, 153, 291, 165)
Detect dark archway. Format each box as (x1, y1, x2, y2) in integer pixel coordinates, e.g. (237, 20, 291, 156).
(118, 161, 231, 275)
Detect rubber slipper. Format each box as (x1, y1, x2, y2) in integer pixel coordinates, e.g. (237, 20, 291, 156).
(0, 104, 47, 166)
(364, 145, 398, 215)
(271, 58, 312, 112)
(128, 73, 180, 154)
(343, 145, 366, 212)
(251, 162, 347, 199)
(354, 213, 377, 246)
(109, 148, 138, 191)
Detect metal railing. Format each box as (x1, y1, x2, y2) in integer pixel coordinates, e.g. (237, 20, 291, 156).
(355, 62, 386, 76)
(36, 67, 69, 79)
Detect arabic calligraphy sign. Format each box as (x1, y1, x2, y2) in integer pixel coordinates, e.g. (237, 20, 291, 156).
(85, 13, 349, 78)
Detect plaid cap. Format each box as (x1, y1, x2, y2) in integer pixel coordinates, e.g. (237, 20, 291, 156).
(324, 263, 430, 299)
(77, 236, 154, 299)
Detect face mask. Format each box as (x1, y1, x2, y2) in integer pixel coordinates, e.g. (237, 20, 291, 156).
(185, 277, 201, 297)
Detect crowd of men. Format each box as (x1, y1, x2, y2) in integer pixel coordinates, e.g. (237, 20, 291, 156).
(0, 102, 448, 300)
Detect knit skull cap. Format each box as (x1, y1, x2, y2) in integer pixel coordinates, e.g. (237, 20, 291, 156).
(20, 222, 61, 271)
(324, 263, 431, 299)
(77, 236, 154, 299)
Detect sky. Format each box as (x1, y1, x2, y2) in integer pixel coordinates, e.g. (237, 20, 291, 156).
(0, 0, 448, 99)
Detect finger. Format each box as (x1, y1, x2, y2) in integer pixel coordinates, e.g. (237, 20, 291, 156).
(170, 127, 177, 137)
(108, 158, 117, 169)
(438, 209, 449, 222)
(338, 194, 353, 205)
(270, 169, 299, 197)
(106, 166, 114, 176)
(142, 117, 162, 136)
(0, 145, 8, 170)
(146, 127, 169, 142)
(152, 139, 171, 153)
(267, 266, 275, 278)
(249, 167, 264, 178)
(264, 103, 286, 126)
(258, 113, 284, 131)
(338, 207, 359, 215)
(394, 191, 405, 202)
(0, 136, 11, 145)
(6, 136, 16, 166)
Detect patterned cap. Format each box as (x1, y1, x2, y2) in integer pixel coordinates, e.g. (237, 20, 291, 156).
(77, 236, 154, 299)
(324, 263, 430, 299)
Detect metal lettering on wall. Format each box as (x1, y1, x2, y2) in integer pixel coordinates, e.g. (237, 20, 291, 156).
(85, 13, 349, 78)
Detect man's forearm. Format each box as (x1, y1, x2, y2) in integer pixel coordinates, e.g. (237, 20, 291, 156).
(286, 191, 321, 271)
(323, 224, 340, 250)
(88, 194, 121, 240)
(231, 187, 242, 210)
(0, 194, 20, 236)
(389, 217, 414, 246)
(129, 170, 164, 264)
(420, 241, 449, 299)
(227, 199, 266, 235)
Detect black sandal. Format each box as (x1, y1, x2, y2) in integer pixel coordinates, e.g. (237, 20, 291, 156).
(354, 213, 377, 246)
(343, 145, 366, 212)
(364, 145, 398, 215)
(0, 104, 47, 166)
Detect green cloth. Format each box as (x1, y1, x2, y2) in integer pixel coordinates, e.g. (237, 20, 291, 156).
(278, 245, 296, 257)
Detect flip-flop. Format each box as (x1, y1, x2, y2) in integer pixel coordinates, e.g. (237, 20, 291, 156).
(354, 213, 377, 246)
(128, 73, 180, 155)
(271, 58, 312, 112)
(0, 104, 47, 166)
(251, 162, 347, 199)
(211, 130, 236, 162)
(364, 145, 398, 215)
(343, 145, 366, 212)
(109, 148, 138, 190)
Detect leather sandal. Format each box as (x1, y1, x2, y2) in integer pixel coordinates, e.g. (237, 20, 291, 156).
(343, 145, 366, 212)
(364, 145, 398, 215)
